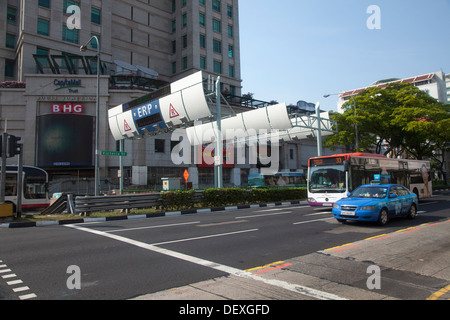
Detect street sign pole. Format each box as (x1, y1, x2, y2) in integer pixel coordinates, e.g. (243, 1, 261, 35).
(16, 144, 23, 218)
(0, 133, 8, 203)
(215, 77, 223, 189)
(119, 140, 124, 195)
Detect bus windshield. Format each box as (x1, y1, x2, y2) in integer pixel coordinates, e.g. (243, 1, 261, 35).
(308, 165, 346, 193)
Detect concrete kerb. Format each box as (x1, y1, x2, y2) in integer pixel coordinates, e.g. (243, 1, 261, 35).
(0, 200, 309, 229)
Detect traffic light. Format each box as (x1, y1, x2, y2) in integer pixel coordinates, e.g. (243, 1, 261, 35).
(7, 135, 21, 157)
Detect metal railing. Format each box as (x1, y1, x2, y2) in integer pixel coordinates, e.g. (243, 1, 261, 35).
(75, 193, 161, 215)
(74, 191, 204, 215)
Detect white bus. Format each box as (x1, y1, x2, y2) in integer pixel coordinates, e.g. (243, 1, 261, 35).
(307, 153, 432, 207)
(1, 166, 50, 211)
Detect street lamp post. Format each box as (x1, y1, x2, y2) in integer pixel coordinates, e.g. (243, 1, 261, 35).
(80, 36, 101, 196)
(324, 93, 359, 151)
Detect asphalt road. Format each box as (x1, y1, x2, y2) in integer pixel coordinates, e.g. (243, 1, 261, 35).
(0, 191, 449, 302)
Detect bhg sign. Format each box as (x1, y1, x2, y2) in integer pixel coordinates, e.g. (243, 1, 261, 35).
(52, 103, 84, 114)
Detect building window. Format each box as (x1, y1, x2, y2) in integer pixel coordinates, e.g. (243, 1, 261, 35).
(4, 60, 15, 78)
(91, 7, 101, 25)
(62, 24, 79, 43)
(172, 20, 176, 32)
(214, 60, 222, 74)
(155, 139, 165, 153)
(63, 0, 80, 12)
(200, 56, 206, 70)
(199, 0, 205, 6)
(172, 61, 177, 74)
(229, 65, 234, 78)
(39, 0, 51, 8)
(172, 40, 177, 53)
(213, 0, 221, 12)
(227, 5, 233, 18)
(37, 18, 50, 36)
(182, 14, 187, 27)
(183, 56, 188, 70)
(213, 19, 221, 33)
(228, 25, 233, 38)
(5, 33, 16, 49)
(182, 35, 188, 48)
(228, 45, 233, 58)
(200, 34, 206, 48)
(90, 34, 100, 49)
(7, 7, 17, 24)
(213, 39, 222, 54)
(199, 13, 205, 27)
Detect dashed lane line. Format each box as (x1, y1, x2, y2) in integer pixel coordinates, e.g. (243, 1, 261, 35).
(0, 260, 37, 300)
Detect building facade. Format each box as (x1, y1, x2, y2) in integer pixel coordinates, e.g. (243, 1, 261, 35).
(337, 71, 448, 112)
(1, 0, 332, 193)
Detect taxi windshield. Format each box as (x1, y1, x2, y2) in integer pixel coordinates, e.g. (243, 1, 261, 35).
(350, 186, 387, 199)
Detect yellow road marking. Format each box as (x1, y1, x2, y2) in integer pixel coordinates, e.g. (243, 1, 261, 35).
(324, 243, 354, 252)
(245, 261, 284, 272)
(427, 284, 450, 300)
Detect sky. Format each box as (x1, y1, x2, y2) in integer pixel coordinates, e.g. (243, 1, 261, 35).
(238, 0, 450, 111)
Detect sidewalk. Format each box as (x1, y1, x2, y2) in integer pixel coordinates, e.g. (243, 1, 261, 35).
(134, 217, 450, 300)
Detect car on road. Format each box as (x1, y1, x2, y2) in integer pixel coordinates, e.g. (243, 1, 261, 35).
(332, 184, 418, 226)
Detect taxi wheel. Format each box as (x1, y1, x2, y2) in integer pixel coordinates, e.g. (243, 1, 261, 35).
(407, 204, 417, 220)
(377, 208, 389, 226)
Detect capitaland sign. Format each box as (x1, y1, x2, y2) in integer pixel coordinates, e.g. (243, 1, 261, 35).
(54, 79, 83, 92)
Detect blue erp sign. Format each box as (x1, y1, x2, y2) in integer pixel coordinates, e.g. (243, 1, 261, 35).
(131, 100, 167, 134)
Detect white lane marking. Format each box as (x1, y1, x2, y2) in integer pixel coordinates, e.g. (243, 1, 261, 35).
(0, 262, 37, 300)
(108, 221, 200, 233)
(0, 269, 12, 273)
(19, 293, 37, 300)
(150, 229, 258, 246)
(293, 218, 334, 225)
(254, 208, 286, 213)
(235, 212, 291, 219)
(305, 212, 332, 217)
(66, 225, 346, 300)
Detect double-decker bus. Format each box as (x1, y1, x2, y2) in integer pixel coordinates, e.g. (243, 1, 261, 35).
(1, 166, 50, 211)
(307, 153, 432, 207)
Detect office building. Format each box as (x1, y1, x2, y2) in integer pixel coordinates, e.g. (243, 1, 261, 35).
(337, 71, 447, 112)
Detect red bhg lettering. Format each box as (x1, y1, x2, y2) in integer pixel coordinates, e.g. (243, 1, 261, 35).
(52, 103, 83, 114)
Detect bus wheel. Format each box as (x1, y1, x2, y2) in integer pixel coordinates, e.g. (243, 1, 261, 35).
(407, 204, 417, 220)
(377, 208, 389, 226)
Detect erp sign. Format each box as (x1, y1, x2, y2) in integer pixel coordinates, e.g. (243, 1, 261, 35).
(130, 99, 167, 134)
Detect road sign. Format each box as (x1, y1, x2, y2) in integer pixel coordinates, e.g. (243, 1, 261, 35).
(101, 151, 128, 157)
(183, 169, 189, 182)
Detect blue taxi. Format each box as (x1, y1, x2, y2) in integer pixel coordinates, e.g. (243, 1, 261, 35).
(332, 184, 418, 226)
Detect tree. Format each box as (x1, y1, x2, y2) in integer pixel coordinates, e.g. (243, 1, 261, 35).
(325, 83, 450, 168)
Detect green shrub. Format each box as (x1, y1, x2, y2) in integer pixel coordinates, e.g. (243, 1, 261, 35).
(157, 188, 307, 211)
(158, 190, 195, 211)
